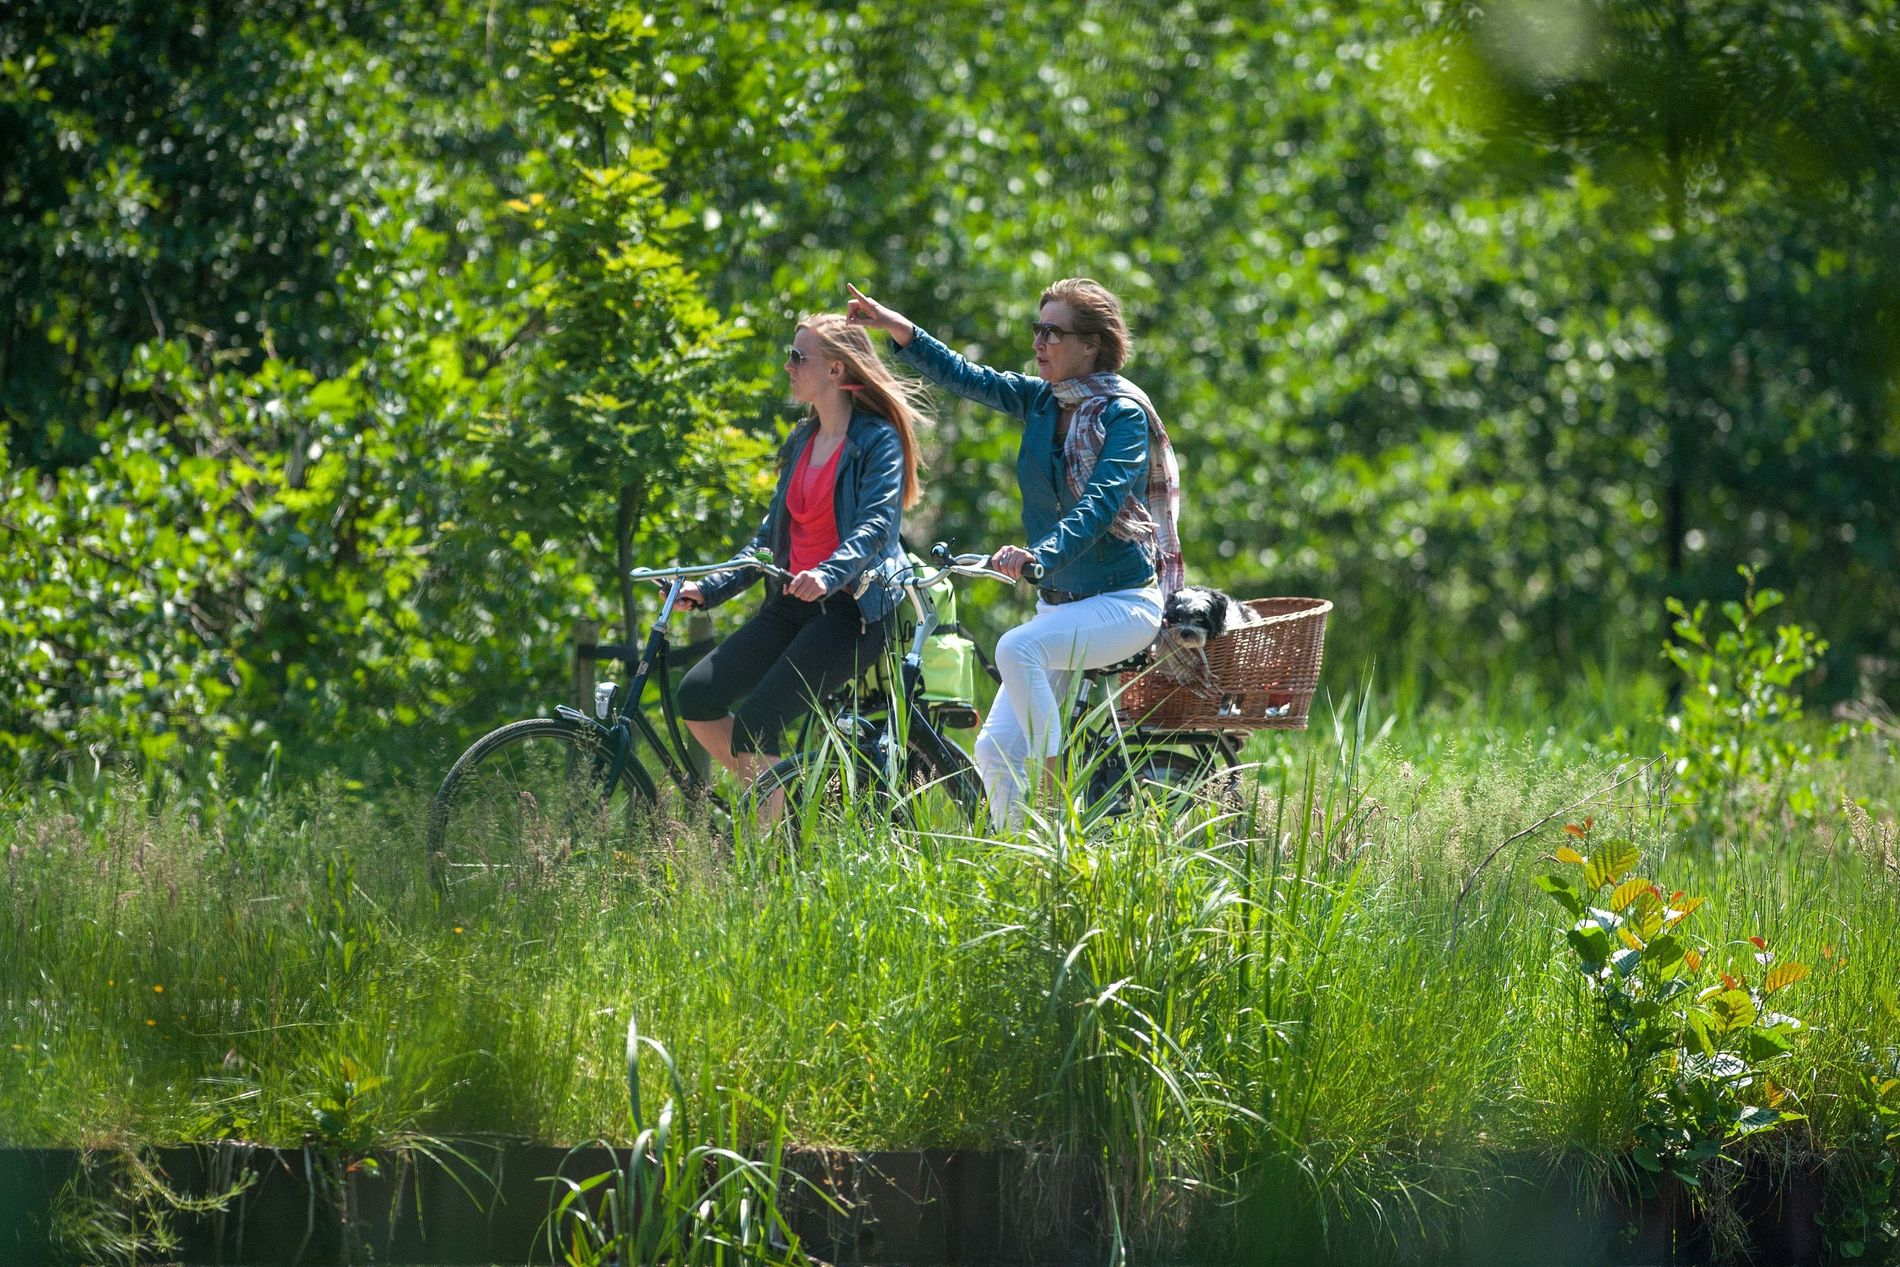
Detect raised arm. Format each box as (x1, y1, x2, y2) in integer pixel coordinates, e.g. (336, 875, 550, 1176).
(1028, 400, 1150, 578)
(846, 282, 1041, 422)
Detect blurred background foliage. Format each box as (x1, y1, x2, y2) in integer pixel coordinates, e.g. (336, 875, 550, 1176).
(2, 0, 1896, 784)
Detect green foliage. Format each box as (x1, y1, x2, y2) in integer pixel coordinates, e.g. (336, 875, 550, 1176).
(2, 710, 1896, 1258)
(1819, 986, 1900, 1265)
(545, 1014, 815, 1267)
(0, 1, 772, 780)
(1663, 565, 1852, 829)
(485, 16, 773, 646)
(5, 0, 1900, 779)
(1537, 827, 1806, 1188)
(49, 1149, 252, 1267)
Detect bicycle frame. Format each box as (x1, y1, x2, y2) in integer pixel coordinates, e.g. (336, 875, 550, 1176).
(863, 547, 1244, 818)
(558, 555, 790, 804)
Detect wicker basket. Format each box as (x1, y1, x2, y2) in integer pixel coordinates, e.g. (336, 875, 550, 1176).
(1116, 597, 1332, 731)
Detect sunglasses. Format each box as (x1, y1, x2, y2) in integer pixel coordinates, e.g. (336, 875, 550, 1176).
(1030, 322, 1081, 345)
(785, 346, 807, 365)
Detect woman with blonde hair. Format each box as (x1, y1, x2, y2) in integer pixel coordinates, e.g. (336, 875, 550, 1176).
(675, 313, 925, 793)
(845, 278, 1183, 826)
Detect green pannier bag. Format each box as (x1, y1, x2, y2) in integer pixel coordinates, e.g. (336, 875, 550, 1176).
(906, 550, 978, 707)
(921, 629, 978, 706)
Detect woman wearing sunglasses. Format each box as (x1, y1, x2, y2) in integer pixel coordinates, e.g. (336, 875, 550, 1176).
(674, 313, 926, 801)
(845, 279, 1183, 826)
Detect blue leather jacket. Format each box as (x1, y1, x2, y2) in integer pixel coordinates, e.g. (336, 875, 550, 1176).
(897, 327, 1156, 596)
(696, 409, 908, 623)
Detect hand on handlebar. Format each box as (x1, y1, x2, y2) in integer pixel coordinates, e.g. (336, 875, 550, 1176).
(785, 568, 829, 602)
(987, 545, 1044, 583)
(675, 581, 704, 610)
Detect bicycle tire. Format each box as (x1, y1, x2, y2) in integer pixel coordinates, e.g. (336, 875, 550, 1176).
(427, 716, 648, 900)
(743, 736, 911, 840)
(896, 736, 984, 831)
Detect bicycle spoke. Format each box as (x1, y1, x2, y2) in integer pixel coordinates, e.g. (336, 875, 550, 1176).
(429, 719, 644, 904)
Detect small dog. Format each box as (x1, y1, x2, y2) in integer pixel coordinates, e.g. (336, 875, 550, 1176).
(1150, 586, 1260, 691)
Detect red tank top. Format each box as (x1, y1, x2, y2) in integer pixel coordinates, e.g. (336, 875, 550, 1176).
(786, 434, 844, 576)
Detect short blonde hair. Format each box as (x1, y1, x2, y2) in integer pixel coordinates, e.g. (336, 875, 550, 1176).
(1039, 277, 1130, 373)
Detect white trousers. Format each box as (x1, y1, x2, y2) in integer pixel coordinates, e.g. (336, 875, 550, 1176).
(974, 585, 1163, 825)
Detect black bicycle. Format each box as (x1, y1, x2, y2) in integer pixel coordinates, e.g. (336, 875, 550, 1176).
(747, 545, 1246, 834)
(425, 552, 796, 896)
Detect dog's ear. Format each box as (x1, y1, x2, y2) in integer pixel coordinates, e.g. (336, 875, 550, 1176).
(1207, 588, 1231, 634)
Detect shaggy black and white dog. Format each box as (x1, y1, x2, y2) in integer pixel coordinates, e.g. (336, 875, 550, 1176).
(1151, 585, 1260, 689)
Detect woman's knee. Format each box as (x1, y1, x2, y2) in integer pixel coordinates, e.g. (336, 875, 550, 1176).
(731, 682, 811, 756)
(993, 624, 1044, 683)
(675, 661, 727, 722)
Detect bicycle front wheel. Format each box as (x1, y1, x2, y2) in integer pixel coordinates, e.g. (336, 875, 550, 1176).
(427, 717, 647, 901)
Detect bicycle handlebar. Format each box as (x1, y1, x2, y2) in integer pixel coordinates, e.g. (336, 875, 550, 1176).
(632, 545, 1037, 602)
(625, 551, 795, 586)
(895, 541, 1041, 592)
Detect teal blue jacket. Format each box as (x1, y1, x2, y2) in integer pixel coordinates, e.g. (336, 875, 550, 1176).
(697, 410, 908, 623)
(897, 327, 1156, 596)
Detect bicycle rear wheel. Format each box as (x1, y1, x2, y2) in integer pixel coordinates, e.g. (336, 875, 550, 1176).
(427, 717, 647, 902)
(1086, 745, 1245, 834)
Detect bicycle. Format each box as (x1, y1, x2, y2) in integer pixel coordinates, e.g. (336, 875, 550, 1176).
(746, 545, 1251, 834)
(425, 552, 799, 897)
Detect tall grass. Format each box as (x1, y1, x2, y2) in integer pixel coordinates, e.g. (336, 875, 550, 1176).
(2, 690, 1895, 1260)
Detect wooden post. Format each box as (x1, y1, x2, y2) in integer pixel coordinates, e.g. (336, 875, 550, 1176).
(573, 618, 596, 715)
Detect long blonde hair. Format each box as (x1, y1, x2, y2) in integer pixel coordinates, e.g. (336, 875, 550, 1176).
(797, 312, 927, 508)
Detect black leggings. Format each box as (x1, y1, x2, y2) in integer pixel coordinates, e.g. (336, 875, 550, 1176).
(677, 592, 892, 756)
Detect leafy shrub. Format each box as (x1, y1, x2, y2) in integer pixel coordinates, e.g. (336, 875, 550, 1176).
(1820, 1027, 1900, 1262)
(1663, 565, 1853, 830)
(1536, 825, 1807, 1187)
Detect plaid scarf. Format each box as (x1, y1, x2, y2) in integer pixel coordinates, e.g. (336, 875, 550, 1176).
(1050, 373, 1185, 595)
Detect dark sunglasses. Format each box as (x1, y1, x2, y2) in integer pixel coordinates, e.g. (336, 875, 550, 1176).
(785, 346, 807, 365)
(1030, 322, 1081, 344)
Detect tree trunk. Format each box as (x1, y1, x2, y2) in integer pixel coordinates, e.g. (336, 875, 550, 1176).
(1660, 0, 1693, 589)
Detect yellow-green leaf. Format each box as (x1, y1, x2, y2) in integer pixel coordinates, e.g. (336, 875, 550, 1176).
(1585, 841, 1641, 890)
(1554, 845, 1585, 865)
(1664, 896, 1706, 929)
(1610, 877, 1651, 911)
(1710, 989, 1758, 1030)
(1763, 963, 1809, 995)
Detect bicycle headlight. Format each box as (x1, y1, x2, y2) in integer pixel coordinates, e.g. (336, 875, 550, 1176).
(594, 681, 617, 720)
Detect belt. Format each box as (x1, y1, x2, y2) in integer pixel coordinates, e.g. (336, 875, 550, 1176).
(1039, 572, 1157, 607)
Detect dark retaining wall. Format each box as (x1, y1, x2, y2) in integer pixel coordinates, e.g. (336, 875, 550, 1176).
(0, 1144, 1827, 1265)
